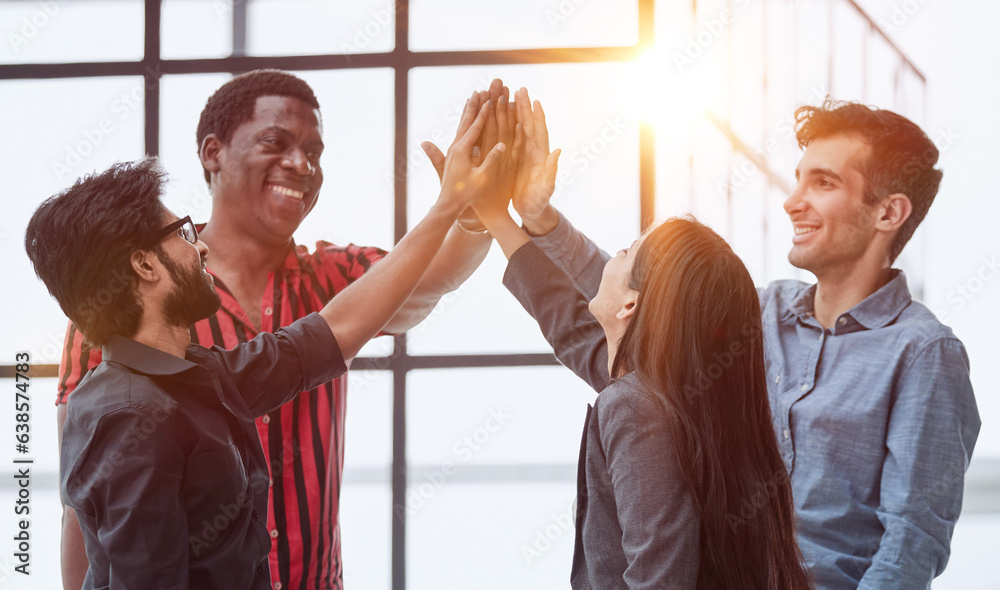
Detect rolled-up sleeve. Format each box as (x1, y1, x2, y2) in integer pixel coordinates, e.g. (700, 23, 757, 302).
(858, 337, 980, 589)
(210, 313, 347, 416)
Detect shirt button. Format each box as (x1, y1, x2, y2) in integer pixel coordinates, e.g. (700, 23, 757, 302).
(264, 307, 273, 316)
(838, 317, 847, 326)
(262, 415, 271, 424)
(274, 583, 283, 590)
(270, 529, 279, 538)
(774, 374, 781, 384)
(800, 383, 809, 392)
(783, 429, 790, 440)
(268, 478, 273, 487)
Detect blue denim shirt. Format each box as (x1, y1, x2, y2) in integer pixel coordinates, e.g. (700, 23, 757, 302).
(531, 212, 981, 589)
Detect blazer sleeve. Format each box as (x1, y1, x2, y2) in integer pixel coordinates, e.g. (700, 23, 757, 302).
(529, 209, 611, 300)
(503, 241, 610, 392)
(209, 313, 347, 417)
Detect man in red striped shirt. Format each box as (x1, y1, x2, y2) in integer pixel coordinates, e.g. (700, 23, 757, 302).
(57, 70, 510, 590)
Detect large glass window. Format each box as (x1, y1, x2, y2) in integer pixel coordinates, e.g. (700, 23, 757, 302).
(4, 3, 995, 590)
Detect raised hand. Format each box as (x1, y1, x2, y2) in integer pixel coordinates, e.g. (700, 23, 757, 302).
(422, 79, 509, 231)
(511, 87, 561, 236)
(437, 99, 510, 214)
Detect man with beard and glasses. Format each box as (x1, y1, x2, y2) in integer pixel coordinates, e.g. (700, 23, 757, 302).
(55, 70, 512, 590)
(26, 106, 507, 589)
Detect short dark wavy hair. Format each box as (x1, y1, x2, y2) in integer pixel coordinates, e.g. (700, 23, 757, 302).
(795, 99, 943, 263)
(25, 159, 167, 346)
(196, 69, 321, 183)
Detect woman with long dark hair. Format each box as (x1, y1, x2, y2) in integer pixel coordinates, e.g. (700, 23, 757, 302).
(467, 90, 813, 589)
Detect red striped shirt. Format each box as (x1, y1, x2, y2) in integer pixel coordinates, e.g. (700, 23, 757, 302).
(57, 239, 387, 590)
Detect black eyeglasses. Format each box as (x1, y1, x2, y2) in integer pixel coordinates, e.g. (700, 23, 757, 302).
(152, 215, 199, 245)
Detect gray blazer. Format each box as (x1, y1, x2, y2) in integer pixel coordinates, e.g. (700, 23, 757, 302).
(504, 242, 700, 589)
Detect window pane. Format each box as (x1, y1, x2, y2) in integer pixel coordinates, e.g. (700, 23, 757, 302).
(410, 0, 637, 51)
(247, 0, 395, 57)
(407, 63, 640, 355)
(159, 73, 233, 225)
(0, 1, 143, 64)
(831, 0, 865, 100)
(344, 371, 393, 470)
(407, 482, 575, 588)
(340, 485, 392, 590)
(162, 0, 233, 60)
(291, 69, 396, 251)
(0, 77, 144, 365)
(407, 367, 594, 468)
(341, 373, 392, 590)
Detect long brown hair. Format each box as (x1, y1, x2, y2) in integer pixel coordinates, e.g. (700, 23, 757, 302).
(612, 217, 812, 589)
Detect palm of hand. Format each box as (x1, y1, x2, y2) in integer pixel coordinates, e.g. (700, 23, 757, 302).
(512, 138, 553, 219)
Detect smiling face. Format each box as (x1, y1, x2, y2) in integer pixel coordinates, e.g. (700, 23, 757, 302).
(206, 95, 325, 245)
(785, 133, 885, 279)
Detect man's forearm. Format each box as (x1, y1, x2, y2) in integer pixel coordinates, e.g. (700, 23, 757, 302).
(383, 221, 492, 333)
(320, 202, 463, 359)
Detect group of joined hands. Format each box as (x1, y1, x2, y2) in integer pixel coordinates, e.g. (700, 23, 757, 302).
(421, 78, 564, 252)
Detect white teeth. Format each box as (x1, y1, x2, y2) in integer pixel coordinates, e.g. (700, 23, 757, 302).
(270, 184, 304, 200)
(795, 226, 818, 235)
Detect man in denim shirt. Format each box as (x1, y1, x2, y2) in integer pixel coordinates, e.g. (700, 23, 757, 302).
(507, 95, 980, 588)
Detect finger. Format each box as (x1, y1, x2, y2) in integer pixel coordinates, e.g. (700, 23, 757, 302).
(480, 94, 499, 156)
(474, 90, 490, 154)
(477, 141, 508, 173)
(534, 100, 550, 153)
(453, 93, 479, 142)
(543, 148, 561, 192)
(420, 141, 446, 183)
(516, 87, 535, 138)
(455, 101, 492, 154)
(489, 78, 503, 103)
(497, 87, 512, 146)
(510, 123, 526, 168)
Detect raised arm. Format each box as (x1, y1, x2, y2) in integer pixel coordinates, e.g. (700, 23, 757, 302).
(857, 338, 980, 588)
(323, 98, 510, 359)
(509, 87, 610, 299)
(471, 117, 610, 391)
(382, 80, 511, 333)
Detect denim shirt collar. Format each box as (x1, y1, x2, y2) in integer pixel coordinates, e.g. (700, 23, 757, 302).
(787, 269, 912, 333)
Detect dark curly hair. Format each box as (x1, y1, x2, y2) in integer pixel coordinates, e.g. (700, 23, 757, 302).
(25, 158, 167, 346)
(196, 69, 321, 183)
(795, 98, 942, 263)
